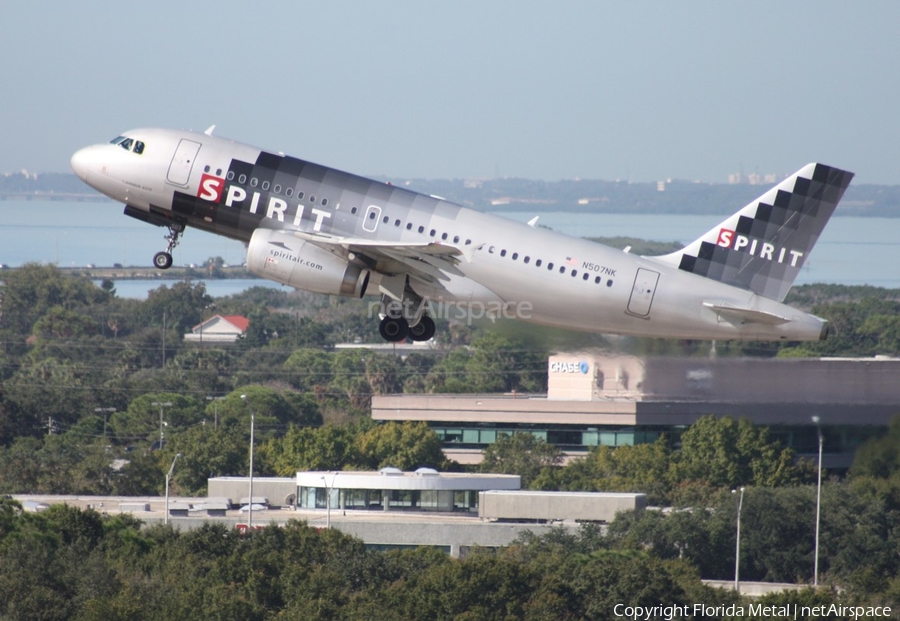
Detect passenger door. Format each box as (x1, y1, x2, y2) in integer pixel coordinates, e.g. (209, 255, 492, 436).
(167, 139, 202, 186)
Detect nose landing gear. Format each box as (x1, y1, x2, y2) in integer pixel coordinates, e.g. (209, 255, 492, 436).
(152, 222, 185, 270)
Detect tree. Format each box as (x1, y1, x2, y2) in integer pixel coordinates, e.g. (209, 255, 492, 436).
(671, 416, 801, 489)
(164, 425, 252, 494)
(0, 263, 109, 336)
(109, 393, 205, 448)
(479, 431, 563, 487)
(355, 421, 446, 470)
(138, 280, 213, 335)
(851, 415, 900, 479)
(283, 348, 333, 393)
(263, 424, 362, 475)
(539, 437, 672, 505)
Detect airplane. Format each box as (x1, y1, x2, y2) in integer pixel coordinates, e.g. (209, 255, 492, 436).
(70, 127, 853, 343)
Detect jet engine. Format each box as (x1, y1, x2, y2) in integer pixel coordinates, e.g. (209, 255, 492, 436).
(246, 228, 369, 297)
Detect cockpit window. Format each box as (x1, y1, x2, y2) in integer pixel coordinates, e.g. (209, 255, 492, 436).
(109, 136, 145, 154)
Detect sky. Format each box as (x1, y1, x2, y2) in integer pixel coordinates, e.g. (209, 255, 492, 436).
(2, 2, 899, 184)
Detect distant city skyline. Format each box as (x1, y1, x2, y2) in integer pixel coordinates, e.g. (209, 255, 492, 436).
(2, 2, 899, 184)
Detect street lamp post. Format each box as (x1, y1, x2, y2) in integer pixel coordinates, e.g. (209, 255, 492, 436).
(241, 394, 255, 531)
(321, 472, 338, 528)
(733, 487, 745, 593)
(812, 415, 823, 586)
(151, 401, 172, 450)
(206, 396, 224, 431)
(165, 453, 183, 526)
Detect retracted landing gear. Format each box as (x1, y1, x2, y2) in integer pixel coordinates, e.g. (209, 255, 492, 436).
(152, 222, 185, 270)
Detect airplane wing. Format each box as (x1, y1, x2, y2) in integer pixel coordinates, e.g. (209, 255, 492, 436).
(289, 229, 481, 289)
(703, 302, 790, 326)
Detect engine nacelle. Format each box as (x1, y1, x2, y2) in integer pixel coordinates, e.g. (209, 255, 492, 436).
(246, 228, 369, 298)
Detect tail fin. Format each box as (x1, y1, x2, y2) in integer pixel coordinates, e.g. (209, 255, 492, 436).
(654, 163, 853, 301)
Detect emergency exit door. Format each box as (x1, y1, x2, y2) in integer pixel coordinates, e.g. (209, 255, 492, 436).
(627, 268, 660, 317)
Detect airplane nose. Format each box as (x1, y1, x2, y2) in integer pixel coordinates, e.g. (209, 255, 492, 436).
(70, 147, 92, 181)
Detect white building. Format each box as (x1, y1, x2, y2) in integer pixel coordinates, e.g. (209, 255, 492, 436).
(184, 314, 249, 345)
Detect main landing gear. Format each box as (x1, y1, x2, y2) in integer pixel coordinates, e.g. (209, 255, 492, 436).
(379, 314, 436, 343)
(377, 291, 436, 343)
(152, 222, 185, 270)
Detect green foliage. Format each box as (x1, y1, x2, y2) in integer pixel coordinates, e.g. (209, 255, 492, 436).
(424, 333, 547, 393)
(850, 415, 900, 479)
(263, 424, 361, 475)
(109, 392, 205, 447)
(354, 421, 446, 470)
(537, 437, 672, 505)
(137, 280, 213, 334)
(262, 420, 445, 475)
(541, 417, 806, 505)
(672, 416, 802, 490)
(480, 431, 563, 487)
(0, 263, 110, 336)
(0, 495, 895, 619)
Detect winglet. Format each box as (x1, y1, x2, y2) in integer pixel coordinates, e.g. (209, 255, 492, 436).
(652, 163, 854, 302)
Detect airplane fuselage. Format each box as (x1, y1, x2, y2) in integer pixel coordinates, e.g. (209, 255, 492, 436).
(71, 127, 840, 342)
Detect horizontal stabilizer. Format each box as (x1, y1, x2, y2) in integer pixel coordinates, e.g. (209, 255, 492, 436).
(703, 302, 789, 325)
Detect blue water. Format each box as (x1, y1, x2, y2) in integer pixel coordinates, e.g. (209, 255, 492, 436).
(2, 200, 898, 293)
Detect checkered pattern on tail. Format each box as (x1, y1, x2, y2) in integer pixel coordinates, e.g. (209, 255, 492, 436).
(654, 163, 853, 302)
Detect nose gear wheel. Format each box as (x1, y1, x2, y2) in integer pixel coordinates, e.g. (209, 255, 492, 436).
(153, 222, 185, 270)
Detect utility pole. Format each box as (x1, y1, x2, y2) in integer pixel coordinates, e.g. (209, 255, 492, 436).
(152, 401, 172, 450)
(161, 311, 166, 368)
(94, 407, 116, 441)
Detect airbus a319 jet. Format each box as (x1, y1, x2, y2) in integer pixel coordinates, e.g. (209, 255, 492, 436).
(71, 127, 853, 343)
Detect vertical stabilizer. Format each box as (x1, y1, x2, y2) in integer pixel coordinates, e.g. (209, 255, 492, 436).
(653, 163, 853, 301)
